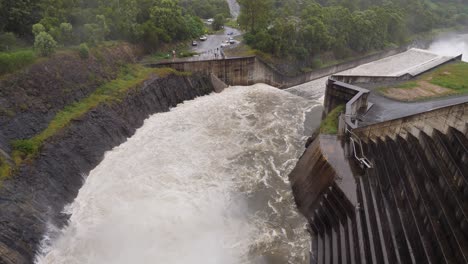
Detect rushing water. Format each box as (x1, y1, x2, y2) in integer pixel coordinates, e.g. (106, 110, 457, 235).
(427, 33, 468, 62)
(36, 84, 322, 264)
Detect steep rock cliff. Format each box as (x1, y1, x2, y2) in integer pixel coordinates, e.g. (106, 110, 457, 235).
(0, 74, 215, 263)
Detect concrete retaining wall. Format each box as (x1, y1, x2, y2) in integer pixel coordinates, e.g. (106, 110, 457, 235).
(148, 46, 409, 89)
(324, 80, 370, 129)
(353, 102, 468, 141)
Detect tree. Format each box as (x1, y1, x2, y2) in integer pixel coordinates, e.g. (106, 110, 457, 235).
(32, 23, 45, 36)
(0, 0, 42, 37)
(212, 14, 225, 31)
(34, 31, 57, 56)
(238, 0, 272, 33)
(59, 23, 73, 45)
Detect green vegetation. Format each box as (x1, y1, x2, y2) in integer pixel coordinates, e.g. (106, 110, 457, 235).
(79, 43, 90, 59)
(0, 50, 37, 75)
(0, 0, 221, 54)
(395, 81, 419, 89)
(0, 157, 12, 181)
(179, 0, 230, 19)
(379, 61, 468, 101)
(320, 105, 345, 135)
(10, 65, 184, 167)
(212, 14, 225, 31)
(430, 62, 468, 93)
(34, 31, 57, 56)
(238, 0, 468, 67)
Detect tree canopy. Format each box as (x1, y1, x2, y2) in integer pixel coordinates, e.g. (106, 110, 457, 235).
(239, 0, 468, 62)
(0, 0, 225, 52)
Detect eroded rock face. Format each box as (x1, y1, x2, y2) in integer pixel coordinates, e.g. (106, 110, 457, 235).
(0, 74, 214, 263)
(0, 43, 141, 153)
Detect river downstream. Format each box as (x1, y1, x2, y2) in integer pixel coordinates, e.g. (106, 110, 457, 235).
(35, 85, 322, 264)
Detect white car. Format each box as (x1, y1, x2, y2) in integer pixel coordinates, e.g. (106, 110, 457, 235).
(207, 18, 214, 23)
(221, 42, 229, 47)
(199, 35, 207, 41)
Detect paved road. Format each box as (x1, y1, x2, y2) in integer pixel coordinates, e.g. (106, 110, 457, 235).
(360, 92, 468, 126)
(190, 26, 241, 58)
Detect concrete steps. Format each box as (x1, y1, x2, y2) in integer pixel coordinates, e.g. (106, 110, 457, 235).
(308, 126, 468, 263)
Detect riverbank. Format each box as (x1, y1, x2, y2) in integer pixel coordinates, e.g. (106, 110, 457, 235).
(0, 41, 216, 263)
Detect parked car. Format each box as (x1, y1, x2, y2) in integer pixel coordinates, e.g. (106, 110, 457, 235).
(199, 35, 207, 41)
(228, 37, 235, 44)
(207, 18, 214, 23)
(221, 42, 229, 47)
(192, 41, 198, 46)
(227, 32, 234, 35)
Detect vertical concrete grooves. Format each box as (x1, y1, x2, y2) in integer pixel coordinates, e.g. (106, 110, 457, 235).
(371, 139, 415, 263)
(404, 134, 459, 263)
(311, 128, 468, 264)
(301, 125, 468, 263)
(385, 138, 435, 263)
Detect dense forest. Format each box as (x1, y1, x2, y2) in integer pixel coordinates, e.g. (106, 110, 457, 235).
(1, 0, 468, 64)
(0, 0, 229, 53)
(239, 0, 468, 63)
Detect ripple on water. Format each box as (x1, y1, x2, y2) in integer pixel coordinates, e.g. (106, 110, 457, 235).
(35, 84, 323, 264)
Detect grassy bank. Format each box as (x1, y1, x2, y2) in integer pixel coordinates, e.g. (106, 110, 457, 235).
(3, 65, 186, 179)
(320, 105, 345, 135)
(0, 157, 12, 181)
(0, 50, 37, 76)
(379, 61, 468, 101)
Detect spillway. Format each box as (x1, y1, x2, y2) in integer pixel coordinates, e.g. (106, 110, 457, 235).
(35, 84, 322, 264)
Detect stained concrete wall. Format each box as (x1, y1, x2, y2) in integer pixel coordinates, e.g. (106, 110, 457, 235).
(353, 102, 468, 142)
(148, 46, 408, 89)
(324, 80, 370, 129)
(289, 137, 338, 216)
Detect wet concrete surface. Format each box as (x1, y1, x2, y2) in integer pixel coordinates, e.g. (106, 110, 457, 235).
(319, 135, 359, 206)
(360, 92, 468, 126)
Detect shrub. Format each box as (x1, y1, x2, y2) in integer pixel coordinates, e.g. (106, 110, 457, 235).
(320, 105, 345, 134)
(79, 43, 89, 59)
(34, 32, 57, 56)
(0, 50, 36, 75)
(32, 23, 45, 36)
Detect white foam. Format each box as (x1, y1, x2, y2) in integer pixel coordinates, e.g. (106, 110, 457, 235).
(35, 84, 315, 264)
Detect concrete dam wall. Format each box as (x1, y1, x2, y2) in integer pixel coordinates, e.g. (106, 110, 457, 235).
(148, 46, 408, 89)
(290, 77, 468, 263)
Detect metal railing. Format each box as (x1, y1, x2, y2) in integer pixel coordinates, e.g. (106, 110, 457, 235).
(347, 128, 372, 168)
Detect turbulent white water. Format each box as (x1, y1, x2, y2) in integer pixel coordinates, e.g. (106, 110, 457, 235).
(36, 84, 321, 264)
(428, 33, 468, 62)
